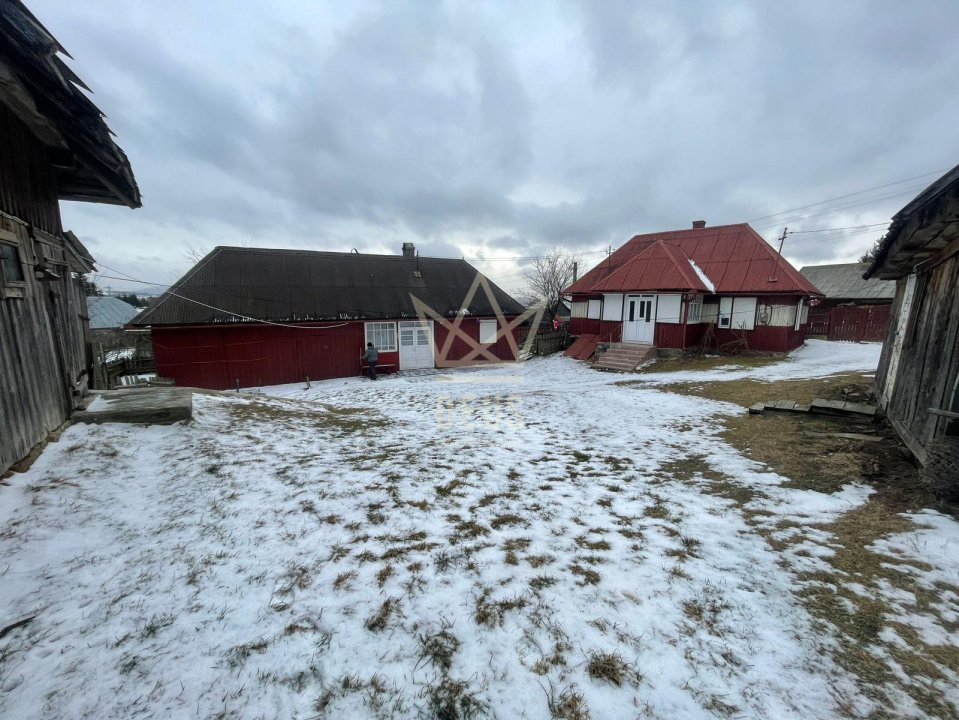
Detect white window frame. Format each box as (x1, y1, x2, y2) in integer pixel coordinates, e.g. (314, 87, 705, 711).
(586, 298, 601, 319)
(364, 321, 397, 351)
(718, 297, 733, 328)
(687, 295, 703, 323)
(656, 293, 682, 324)
(794, 298, 804, 331)
(479, 319, 497, 344)
(601, 293, 623, 321)
(731, 297, 757, 331)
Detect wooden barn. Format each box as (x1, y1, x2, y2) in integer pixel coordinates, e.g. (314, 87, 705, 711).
(800, 262, 895, 342)
(864, 163, 959, 490)
(0, 1, 139, 473)
(128, 244, 526, 390)
(564, 221, 820, 367)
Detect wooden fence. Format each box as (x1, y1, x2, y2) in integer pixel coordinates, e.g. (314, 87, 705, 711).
(521, 329, 570, 356)
(827, 305, 892, 342)
(807, 304, 891, 342)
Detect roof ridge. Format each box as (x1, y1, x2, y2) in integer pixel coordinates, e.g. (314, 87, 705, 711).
(212, 245, 470, 263)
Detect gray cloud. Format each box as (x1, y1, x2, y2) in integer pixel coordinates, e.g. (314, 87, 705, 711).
(39, 0, 959, 293)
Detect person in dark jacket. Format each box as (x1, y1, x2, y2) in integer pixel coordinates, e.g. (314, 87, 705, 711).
(361, 342, 378, 380)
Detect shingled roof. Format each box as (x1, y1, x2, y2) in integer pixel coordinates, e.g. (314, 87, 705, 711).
(567, 223, 820, 296)
(130, 247, 525, 326)
(799, 262, 895, 301)
(0, 0, 139, 206)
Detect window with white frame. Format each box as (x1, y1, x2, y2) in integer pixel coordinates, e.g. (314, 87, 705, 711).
(364, 321, 396, 351)
(479, 319, 497, 344)
(687, 295, 703, 323)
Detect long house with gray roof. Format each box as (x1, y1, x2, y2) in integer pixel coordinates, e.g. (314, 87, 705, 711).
(129, 243, 526, 389)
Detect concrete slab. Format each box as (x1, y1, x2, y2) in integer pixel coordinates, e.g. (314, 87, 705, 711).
(74, 387, 193, 425)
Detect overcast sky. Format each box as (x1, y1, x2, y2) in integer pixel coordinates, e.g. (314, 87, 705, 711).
(35, 0, 959, 294)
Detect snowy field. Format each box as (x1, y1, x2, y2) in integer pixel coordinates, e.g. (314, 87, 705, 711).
(1, 340, 957, 719)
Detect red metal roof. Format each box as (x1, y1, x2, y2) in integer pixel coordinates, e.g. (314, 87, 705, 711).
(567, 223, 821, 296)
(594, 240, 711, 293)
(564, 334, 599, 360)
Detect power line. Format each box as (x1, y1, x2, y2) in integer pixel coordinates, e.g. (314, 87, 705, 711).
(745, 168, 946, 224)
(786, 222, 888, 235)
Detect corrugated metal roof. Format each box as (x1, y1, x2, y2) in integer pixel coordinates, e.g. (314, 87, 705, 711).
(595, 240, 712, 292)
(799, 263, 895, 300)
(130, 247, 525, 326)
(567, 223, 820, 296)
(87, 296, 140, 328)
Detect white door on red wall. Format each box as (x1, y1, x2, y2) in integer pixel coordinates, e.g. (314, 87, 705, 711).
(398, 320, 434, 369)
(623, 295, 655, 343)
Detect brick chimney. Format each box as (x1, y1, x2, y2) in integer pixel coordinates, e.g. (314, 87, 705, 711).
(692, 220, 706, 229)
(402, 242, 416, 258)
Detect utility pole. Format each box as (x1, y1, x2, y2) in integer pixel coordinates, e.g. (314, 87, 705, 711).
(572, 261, 578, 282)
(769, 227, 788, 283)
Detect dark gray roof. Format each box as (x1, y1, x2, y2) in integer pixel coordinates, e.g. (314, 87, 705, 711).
(87, 296, 140, 328)
(799, 263, 895, 301)
(865, 163, 959, 279)
(0, 0, 139, 206)
(130, 247, 525, 326)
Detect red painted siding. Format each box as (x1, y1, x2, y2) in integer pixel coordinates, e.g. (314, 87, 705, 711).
(653, 323, 685, 348)
(152, 317, 520, 390)
(433, 319, 521, 364)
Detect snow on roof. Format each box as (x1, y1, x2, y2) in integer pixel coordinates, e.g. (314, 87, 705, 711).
(688, 258, 715, 293)
(567, 223, 820, 296)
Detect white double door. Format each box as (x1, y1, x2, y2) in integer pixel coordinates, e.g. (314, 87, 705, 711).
(623, 295, 656, 344)
(398, 320, 434, 369)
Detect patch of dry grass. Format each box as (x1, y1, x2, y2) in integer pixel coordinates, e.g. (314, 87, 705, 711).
(628, 352, 779, 376)
(585, 651, 640, 687)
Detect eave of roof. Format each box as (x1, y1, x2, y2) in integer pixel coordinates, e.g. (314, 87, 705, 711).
(864, 163, 959, 280)
(566, 223, 821, 296)
(0, 0, 140, 207)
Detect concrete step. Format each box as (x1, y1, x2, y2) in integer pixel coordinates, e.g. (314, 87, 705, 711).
(594, 344, 657, 372)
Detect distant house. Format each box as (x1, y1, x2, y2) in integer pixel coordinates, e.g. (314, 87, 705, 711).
(0, 1, 139, 473)
(864, 163, 959, 486)
(564, 221, 820, 360)
(87, 296, 140, 329)
(799, 262, 895, 341)
(129, 244, 525, 389)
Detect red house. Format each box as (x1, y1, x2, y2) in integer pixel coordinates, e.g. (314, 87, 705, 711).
(564, 221, 821, 363)
(129, 244, 525, 389)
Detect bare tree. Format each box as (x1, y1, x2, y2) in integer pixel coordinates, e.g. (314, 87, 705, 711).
(522, 249, 577, 318)
(184, 245, 212, 265)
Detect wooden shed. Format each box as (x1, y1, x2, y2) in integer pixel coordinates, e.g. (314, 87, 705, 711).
(864, 163, 959, 490)
(0, 1, 140, 473)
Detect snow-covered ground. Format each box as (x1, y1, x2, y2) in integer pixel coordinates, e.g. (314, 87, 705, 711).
(1, 340, 956, 719)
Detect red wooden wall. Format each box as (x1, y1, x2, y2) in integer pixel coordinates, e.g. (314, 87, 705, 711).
(152, 317, 522, 390)
(827, 304, 891, 342)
